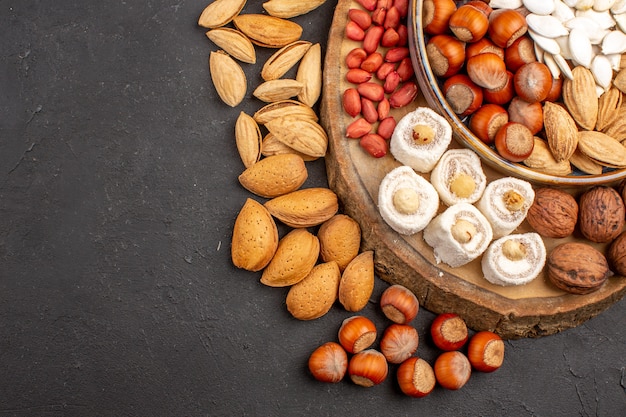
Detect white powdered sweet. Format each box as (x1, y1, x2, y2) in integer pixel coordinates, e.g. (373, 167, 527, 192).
(481, 233, 546, 286)
(378, 166, 440, 235)
(476, 177, 535, 239)
(389, 107, 452, 173)
(430, 148, 487, 206)
(423, 203, 493, 268)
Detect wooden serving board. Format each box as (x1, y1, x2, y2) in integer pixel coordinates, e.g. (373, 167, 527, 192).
(320, 0, 626, 339)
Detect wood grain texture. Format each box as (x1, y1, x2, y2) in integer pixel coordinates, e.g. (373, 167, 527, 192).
(320, 0, 626, 338)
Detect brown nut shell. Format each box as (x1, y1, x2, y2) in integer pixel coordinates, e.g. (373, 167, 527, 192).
(338, 251, 375, 312)
(547, 242, 610, 294)
(526, 188, 578, 239)
(578, 186, 625, 243)
(260, 228, 320, 287)
(318, 214, 362, 271)
(231, 198, 279, 272)
(286, 261, 341, 320)
(608, 231, 626, 276)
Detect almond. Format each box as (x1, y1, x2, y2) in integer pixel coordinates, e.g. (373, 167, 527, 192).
(562, 66, 598, 130)
(261, 41, 312, 81)
(235, 111, 262, 168)
(262, 0, 327, 18)
(233, 14, 303, 48)
(318, 214, 362, 271)
(338, 251, 375, 312)
(231, 198, 279, 272)
(543, 101, 578, 162)
(253, 79, 304, 103)
(577, 130, 626, 168)
(198, 0, 246, 29)
(253, 100, 318, 125)
(264, 187, 339, 228)
(296, 43, 322, 106)
(286, 261, 341, 320)
(260, 228, 320, 287)
(261, 133, 318, 161)
(206, 27, 256, 64)
(238, 153, 308, 198)
(264, 115, 328, 158)
(209, 50, 246, 107)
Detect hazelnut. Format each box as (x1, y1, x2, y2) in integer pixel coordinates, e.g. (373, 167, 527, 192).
(449, 173, 476, 199)
(502, 239, 526, 261)
(579, 186, 625, 243)
(608, 231, 626, 276)
(526, 188, 578, 239)
(393, 188, 420, 214)
(451, 219, 476, 243)
(503, 190, 524, 211)
(412, 124, 435, 144)
(547, 242, 610, 294)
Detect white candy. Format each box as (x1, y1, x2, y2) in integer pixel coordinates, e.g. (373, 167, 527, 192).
(377, 166, 439, 236)
(481, 233, 547, 287)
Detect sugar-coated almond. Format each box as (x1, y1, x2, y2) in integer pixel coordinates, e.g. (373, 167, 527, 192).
(338, 251, 375, 312)
(260, 228, 320, 287)
(231, 198, 279, 272)
(264, 187, 339, 228)
(238, 154, 308, 198)
(286, 261, 341, 320)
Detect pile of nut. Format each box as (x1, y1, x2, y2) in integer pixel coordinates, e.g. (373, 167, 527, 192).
(341, 0, 420, 157)
(422, 0, 626, 175)
(199, 0, 382, 318)
(527, 184, 626, 294)
(308, 286, 505, 394)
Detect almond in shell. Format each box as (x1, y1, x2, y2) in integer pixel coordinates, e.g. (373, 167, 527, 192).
(233, 14, 303, 48)
(238, 153, 308, 198)
(231, 198, 279, 272)
(262, 41, 312, 81)
(265, 115, 328, 158)
(596, 86, 622, 131)
(261, 133, 318, 161)
(338, 251, 375, 312)
(260, 228, 320, 287)
(523, 137, 572, 176)
(263, 0, 327, 18)
(209, 50, 246, 107)
(286, 261, 341, 320)
(578, 130, 626, 168)
(198, 0, 246, 29)
(543, 101, 578, 162)
(235, 111, 262, 168)
(206, 27, 256, 64)
(562, 66, 598, 130)
(318, 214, 362, 271)
(253, 79, 304, 103)
(253, 99, 318, 125)
(264, 187, 339, 228)
(296, 43, 322, 107)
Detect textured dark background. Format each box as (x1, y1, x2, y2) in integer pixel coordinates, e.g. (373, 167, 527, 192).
(1, 0, 625, 416)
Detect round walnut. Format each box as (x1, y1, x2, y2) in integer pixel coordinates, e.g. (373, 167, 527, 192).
(526, 187, 578, 239)
(579, 186, 625, 243)
(547, 242, 611, 294)
(608, 231, 626, 276)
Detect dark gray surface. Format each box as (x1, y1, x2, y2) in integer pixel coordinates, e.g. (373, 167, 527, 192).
(1, 1, 625, 416)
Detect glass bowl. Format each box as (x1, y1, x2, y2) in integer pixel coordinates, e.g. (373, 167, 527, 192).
(407, 0, 626, 187)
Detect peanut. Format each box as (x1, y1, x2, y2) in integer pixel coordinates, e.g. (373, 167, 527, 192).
(360, 133, 388, 158)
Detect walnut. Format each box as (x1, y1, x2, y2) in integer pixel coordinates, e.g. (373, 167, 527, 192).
(579, 186, 625, 243)
(526, 188, 578, 239)
(608, 231, 626, 276)
(547, 242, 610, 294)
